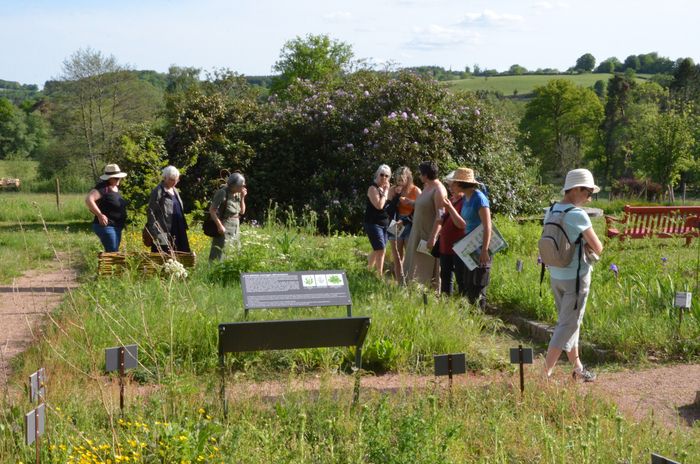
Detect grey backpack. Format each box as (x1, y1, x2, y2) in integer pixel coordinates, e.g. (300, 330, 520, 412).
(538, 204, 583, 309)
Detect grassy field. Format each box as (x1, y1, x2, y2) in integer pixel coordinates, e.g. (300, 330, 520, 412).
(447, 73, 651, 96)
(1, 195, 698, 462)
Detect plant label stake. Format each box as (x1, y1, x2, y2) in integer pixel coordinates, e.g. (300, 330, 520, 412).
(423, 292, 428, 307)
(516, 260, 523, 273)
(509, 345, 533, 396)
(434, 353, 466, 401)
(651, 452, 682, 464)
(673, 291, 691, 325)
(24, 403, 45, 464)
(29, 368, 46, 403)
(105, 344, 138, 414)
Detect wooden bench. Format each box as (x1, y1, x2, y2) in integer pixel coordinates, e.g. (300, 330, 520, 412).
(0, 178, 20, 190)
(605, 205, 700, 244)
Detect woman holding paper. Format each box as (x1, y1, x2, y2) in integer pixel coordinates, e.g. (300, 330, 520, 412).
(364, 164, 392, 275)
(441, 168, 491, 308)
(403, 161, 447, 288)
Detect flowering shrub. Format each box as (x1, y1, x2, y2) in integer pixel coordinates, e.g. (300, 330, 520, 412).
(151, 70, 542, 231)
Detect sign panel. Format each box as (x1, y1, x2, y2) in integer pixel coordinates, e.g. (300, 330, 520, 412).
(241, 271, 352, 309)
(651, 453, 681, 464)
(434, 353, 467, 376)
(105, 344, 138, 372)
(29, 368, 46, 403)
(673, 292, 692, 309)
(509, 347, 534, 364)
(24, 404, 45, 445)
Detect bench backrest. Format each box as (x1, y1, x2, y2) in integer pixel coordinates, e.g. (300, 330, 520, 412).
(622, 206, 700, 235)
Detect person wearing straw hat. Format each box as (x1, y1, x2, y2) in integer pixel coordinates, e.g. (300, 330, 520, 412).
(437, 170, 467, 296)
(543, 168, 603, 382)
(441, 167, 490, 304)
(85, 164, 128, 252)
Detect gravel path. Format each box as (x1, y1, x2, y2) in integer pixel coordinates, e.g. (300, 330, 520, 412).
(0, 260, 78, 389)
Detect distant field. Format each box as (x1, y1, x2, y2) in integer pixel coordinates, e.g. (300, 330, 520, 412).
(447, 73, 651, 96)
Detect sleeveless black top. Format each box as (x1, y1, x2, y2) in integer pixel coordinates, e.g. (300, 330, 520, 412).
(364, 182, 390, 227)
(93, 182, 128, 228)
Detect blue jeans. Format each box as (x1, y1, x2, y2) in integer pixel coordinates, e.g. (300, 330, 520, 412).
(92, 224, 123, 252)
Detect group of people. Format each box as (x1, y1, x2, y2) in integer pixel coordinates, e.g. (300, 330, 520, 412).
(364, 161, 492, 309)
(364, 163, 603, 381)
(86, 161, 603, 382)
(85, 163, 247, 261)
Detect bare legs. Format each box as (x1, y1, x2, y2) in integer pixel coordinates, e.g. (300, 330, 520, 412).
(390, 239, 406, 283)
(368, 249, 386, 275)
(544, 345, 584, 377)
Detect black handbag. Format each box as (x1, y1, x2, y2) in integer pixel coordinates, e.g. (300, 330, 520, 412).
(203, 189, 228, 237)
(430, 238, 440, 258)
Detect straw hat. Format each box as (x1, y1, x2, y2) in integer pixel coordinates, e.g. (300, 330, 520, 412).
(99, 164, 127, 181)
(451, 167, 478, 185)
(562, 168, 600, 194)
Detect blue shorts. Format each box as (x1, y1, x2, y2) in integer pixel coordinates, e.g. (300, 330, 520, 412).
(364, 223, 388, 251)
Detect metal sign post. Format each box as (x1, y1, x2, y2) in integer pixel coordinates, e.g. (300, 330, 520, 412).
(24, 403, 45, 463)
(673, 291, 691, 327)
(29, 368, 46, 403)
(105, 344, 138, 414)
(434, 353, 466, 402)
(516, 260, 523, 273)
(509, 345, 534, 396)
(218, 317, 370, 417)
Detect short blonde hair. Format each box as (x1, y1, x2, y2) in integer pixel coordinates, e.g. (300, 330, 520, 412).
(374, 164, 391, 184)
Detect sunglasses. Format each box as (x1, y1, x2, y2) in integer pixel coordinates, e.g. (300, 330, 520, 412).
(379, 173, 390, 178)
(582, 188, 594, 198)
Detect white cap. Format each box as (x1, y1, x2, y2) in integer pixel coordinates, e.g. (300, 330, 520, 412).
(562, 168, 600, 194)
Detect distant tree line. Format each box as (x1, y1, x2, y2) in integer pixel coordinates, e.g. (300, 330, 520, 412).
(1, 38, 699, 209)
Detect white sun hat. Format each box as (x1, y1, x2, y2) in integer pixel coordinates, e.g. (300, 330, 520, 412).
(562, 168, 600, 194)
(99, 164, 128, 180)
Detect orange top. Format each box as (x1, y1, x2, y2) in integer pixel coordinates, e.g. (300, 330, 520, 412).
(398, 184, 420, 216)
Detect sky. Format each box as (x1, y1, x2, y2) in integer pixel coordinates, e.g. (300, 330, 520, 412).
(2, 0, 699, 87)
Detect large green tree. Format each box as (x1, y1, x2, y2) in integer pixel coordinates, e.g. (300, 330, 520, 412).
(270, 34, 354, 97)
(631, 106, 696, 192)
(43, 48, 162, 179)
(519, 79, 603, 179)
(575, 53, 596, 72)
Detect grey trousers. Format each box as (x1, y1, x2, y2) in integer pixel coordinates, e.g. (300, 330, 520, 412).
(548, 272, 591, 352)
(208, 218, 240, 261)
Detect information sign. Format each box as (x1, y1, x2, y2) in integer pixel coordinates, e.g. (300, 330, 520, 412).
(241, 271, 352, 310)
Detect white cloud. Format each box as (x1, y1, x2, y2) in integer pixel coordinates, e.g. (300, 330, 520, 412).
(458, 9, 524, 28)
(323, 11, 353, 22)
(405, 24, 480, 50)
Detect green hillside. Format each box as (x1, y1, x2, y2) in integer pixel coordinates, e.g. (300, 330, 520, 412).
(447, 73, 650, 96)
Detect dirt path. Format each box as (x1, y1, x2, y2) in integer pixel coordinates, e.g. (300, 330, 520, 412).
(587, 364, 700, 428)
(0, 259, 78, 389)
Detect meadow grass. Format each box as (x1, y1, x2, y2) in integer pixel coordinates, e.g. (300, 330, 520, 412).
(1, 198, 699, 462)
(446, 73, 651, 96)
